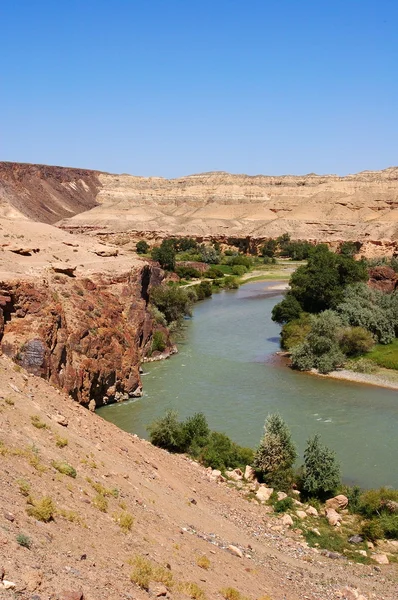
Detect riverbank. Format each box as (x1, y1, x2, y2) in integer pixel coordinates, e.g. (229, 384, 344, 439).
(316, 366, 398, 390)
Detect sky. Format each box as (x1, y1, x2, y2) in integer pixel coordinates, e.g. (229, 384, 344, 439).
(1, 0, 397, 178)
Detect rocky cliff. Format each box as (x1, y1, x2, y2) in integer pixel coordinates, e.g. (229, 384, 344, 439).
(2, 162, 398, 252)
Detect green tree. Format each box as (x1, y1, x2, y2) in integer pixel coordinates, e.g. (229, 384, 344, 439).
(149, 285, 193, 325)
(280, 313, 312, 350)
(151, 239, 176, 271)
(339, 326, 374, 356)
(272, 293, 302, 324)
(261, 239, 278, 258)
(148, 410, 184, 452)
(136, 240, 149, 254)
(282, 245, 368, 314)
(302, 434, 341, 499)
(253, 414, 297, 490)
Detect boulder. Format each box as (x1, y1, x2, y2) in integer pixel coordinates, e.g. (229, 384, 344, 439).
(255, 486, 273, 503)
(325, 507, 342, 527)
(341, 587, 368, 600)
(325, 494, 348, 512)
(244, 465, 256, 482)
(228, 545, 243, 558)
(296, 510, 307, 520)
(93, 248, 119, 257)
(348, 535, 363, 544)
(371, 553, 389, 565)
(226, 468, 243, 481)
(10, 247, 40, 256)
(52, 264, 77, 277)
(281, 514, 294, 527)
(306, 506, 318, 517)
(277, 491, 287, 501)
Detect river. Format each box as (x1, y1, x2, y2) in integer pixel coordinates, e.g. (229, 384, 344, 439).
(98, 281, 398, 489)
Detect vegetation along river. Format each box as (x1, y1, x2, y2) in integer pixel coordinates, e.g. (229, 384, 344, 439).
(98, 281, 398, 489)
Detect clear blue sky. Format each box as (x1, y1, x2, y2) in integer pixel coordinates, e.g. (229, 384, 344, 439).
(2, 0, 397, 177)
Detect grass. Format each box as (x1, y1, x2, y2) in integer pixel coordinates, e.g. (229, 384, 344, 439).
(26, 496, 55, 522)
(86, 477, 118, 497)
(129, 555, 174, 591)
(16, 533, 31, 548)
(196, 555, 210, 570)
(30, 415, 48, 429)
(113, 510, 134, 532)
(5, 398, 15, 406)
(220, 588, 249, 600)
(365, 339, 398, 370)
(17, 478, 31, 496)
(93, 493, 108, 512)
(178, 582, 206, 599)
(51, 460, 77, 478)
(55, 436, 68, 448)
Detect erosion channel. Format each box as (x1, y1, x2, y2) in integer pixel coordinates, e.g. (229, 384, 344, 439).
(98, 281, 398, 489)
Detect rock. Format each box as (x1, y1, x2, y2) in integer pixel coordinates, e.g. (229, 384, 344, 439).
(51, 264, 77, 277)
(4, 512, 15, 522)
(88, 400, 96, 412)
(2, 580, 16, 589)
(311, 528, 321, 536)
(280, 514, 294, 527)
(325, 508, 342, 527)
(0, 566, 4, 580)
(291, 489, 300, 496)
(10, 247, 40, 256)
(92, 248, 119, 257)
(371, 553, 389, 565)
(306, 506, 318, 517)
(342, 586, 368, 600)
(53, 414, 68, 426)
(348, 535, 363, 544)
(58, 592, 84, 600)
(149, 584, 168, 597)
(325, 494, 348, 512)
(226, 468, 243, 481)
(384, 499, 398, 513)
(255, 486, 273, 503)
(296, 510, 307, 520)
(244, 465, 256, 482)
(277, 492, 287, 501)
(357, 550, 367, 557)
(228, 545, 243, 558)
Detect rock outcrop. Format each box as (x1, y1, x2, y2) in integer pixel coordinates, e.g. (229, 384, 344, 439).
(0, 264, 167, 407)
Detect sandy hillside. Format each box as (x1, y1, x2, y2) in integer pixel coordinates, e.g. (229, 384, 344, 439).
(0, 356, 397, 600)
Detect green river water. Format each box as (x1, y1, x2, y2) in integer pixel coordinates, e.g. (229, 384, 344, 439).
(98, 281, 398, 489)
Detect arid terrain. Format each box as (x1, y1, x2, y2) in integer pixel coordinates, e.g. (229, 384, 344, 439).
(1, 161, 398, 599)
(2, 162, 398, 255)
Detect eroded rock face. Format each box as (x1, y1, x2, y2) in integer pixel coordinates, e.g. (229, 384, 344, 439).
(368, 266, 398, 293)
(0, 265, 167, 408)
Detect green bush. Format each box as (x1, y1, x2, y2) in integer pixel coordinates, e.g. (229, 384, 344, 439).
(231, 265, 247, 276)
(228, 255, 252, 269)
(361, 519, 384, 542)
(136, 240, 149, 254)
(148, 410, 185, 452)
(175, 265, 201, 279)
(274, 497, 294, 513)
(346, 358, 378, 374)
(151, 331, 166, 353)
(16, 533, 32, 548)
(280, 314, 312, 350)
(51, 460, 77, 478)
(339, 326, 374, 356)
(195, 281, 212, 300)
(151, 240, 176, 271)
(272, 293, 302, 324)
(302, 434, 341, 499)
(200, 431, 253, 471)
(149, 285, 193, 325)
(206, 267, 225, 279)
(253, 414, 297, 490)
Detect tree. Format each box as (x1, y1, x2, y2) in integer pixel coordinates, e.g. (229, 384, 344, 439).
(261, 239, 278, 258)
(339, 326, 374, 356)
(290, 310, 345, 374)
(302, 435, 341, 499)
(151, 239, 176, 271)
(148, 410, 184, 452)
(149, 285, 193, 325)
(253, 414, 297, 490)
(272, 293, 302, 324)
(136, 240, 149, 254)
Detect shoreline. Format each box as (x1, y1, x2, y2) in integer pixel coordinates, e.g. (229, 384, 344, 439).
(314, 367, 398, 391)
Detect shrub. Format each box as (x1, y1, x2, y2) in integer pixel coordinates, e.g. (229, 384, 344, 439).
(151, 239, 176, 271)
(302, 435, 341, 499)
(223, 276, 239, 289)
(357, 487, 398, 518)
(231, 264, 247, 276)
(149, 285, 193, 325)
(16, 533, 31, 548)
(280, 313, 311, 350)
(181, 412, 210, 454)
(152, 331, 166, 353)
(261, 239, 278, 258)
(196, 555, 210, 569)
(55, 436, 68, 448)
(93, 493, 108, 512)
(51, 461, 77, 478)
(31, 415, 48, 429)
(339, 326, 374, 356)
(113, 510, 134, 532)
(136, 240, 149, 254)
(200, 431, 253, 471)
(17, 479, 31, 496)
(26, 496, 55, 522)
(220, 588, 248, 600)
(272, 293, 302, 324)
(178, 582, 206, 599)
(148, 410, 185, 452)
(175, 265, 201, 279)
(198, 244, 220, 264)
(273, 496, 294, 513)
(361, 519, 384, 542)
(130, 555, 153, 589)
(195, 281, 212, 300)
(347, 358, 378, 374)
(253, 414, 297, 490)
(228, 255, 252, 268)
(206, 266, 225, 279)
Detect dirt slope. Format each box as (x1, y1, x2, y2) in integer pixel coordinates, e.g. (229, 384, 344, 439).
(1, 356, 396, 600)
